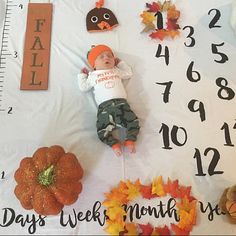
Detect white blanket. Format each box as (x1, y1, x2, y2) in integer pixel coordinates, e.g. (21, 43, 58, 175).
(1, 0, 236, 235)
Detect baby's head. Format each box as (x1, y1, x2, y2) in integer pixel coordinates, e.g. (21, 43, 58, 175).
(87, 44, 115, 70)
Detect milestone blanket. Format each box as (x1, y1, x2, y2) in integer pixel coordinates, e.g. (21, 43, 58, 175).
(0, 0, 236, 235)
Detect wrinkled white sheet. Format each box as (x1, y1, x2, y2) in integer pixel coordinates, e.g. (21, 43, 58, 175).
(1, 0, 236, 235)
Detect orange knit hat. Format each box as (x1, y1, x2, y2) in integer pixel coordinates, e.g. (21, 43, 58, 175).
(87, 44, 113, 68)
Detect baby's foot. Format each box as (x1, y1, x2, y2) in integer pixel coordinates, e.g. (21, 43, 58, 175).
(112, 143, 122, 157)
(124, 140, 136, 154)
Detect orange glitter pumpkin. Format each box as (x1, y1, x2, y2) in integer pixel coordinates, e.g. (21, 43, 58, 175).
(14, 145, 83, 215)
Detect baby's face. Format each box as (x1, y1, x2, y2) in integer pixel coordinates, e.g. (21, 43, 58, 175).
(94, 51, 115, 70)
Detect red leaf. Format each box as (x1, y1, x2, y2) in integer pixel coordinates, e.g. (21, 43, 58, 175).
(146, 2, 160, 12)
(149, 30, 167, 40)
(164, 178, 179, 198)
(138, 223, 154, 235)
(155, 225, 171, 235)
(178, 186, 195, 201)
(166, 19, 180, 31)
(140, 184, 158, 199)
(171, 224, 190, 236)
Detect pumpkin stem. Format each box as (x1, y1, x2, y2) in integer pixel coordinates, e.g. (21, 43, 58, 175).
(38, 165, 55, 187)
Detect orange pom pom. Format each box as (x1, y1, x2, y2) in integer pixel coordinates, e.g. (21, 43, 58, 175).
(226, 201, 236, 218)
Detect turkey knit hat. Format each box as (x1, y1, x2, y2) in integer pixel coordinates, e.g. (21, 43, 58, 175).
(87, 44, 113, 68)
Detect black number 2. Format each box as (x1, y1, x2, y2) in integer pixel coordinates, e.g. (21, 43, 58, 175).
(208, 9, 221, 29)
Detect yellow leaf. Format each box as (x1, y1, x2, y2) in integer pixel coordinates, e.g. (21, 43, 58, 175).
(124, 179, 141, 201)
(105, 220, 125, 235)
(124, 223, 138, 235)
(103, 199, 121, 208)
(152, 176, 166, 196)
(106, 206, 126, 221)
(140, 11, 156, 25)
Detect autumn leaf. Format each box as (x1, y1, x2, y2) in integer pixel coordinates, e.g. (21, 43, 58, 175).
(176, 197, 197, 231)
(166, 30, 180, 39)
(178, 185, 195, 201)
(149, 29, 168, 40)
(103, 199, 122, 208)
(161, 1, 171, 12)
(167, 6, 180, 19)
(155, 225, 171, 235)
(140, 11, 156, 25)
(118, 181, 129, 193)
(151, 228, 160, 236)
(152, 176, 166, 196)
(140, 184, 158, 199)
(124, 223, 138, 235)
(164, 178, 179, 198)
(123, 179, 141, 201)
(138, 223, 154, 235)
(141, 23, 155, 33)
(166, 19, 180, 31)
(178, 208, 196, 231)
(146, 2, 161, 12)
(171, 224, 190, 236)
(105, 220, 125, 235)
(104, 186, 129, 205)
(176, 197, 197, 213)
(106, 206, 126, 221)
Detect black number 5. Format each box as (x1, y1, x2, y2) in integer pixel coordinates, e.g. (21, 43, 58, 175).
(211, 43, 228, 63)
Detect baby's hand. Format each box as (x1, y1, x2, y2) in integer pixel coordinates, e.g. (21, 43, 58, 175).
(81, 67, 89, 75)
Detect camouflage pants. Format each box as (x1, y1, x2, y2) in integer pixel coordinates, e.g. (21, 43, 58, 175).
(96, 98, 140, 147)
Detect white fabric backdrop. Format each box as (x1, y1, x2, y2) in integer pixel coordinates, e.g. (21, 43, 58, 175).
(0, 0, 236, 235)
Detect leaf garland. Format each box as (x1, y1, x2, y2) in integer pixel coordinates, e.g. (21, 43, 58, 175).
(140, 1, 181, 40)
(102, 176, 197, 235)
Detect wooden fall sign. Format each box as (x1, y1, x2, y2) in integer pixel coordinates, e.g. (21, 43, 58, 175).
(20, 3, 53, 90)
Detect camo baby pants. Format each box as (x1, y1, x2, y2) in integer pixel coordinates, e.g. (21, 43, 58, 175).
(96, 98, 140, 147)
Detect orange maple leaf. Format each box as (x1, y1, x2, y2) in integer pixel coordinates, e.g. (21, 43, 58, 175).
(171, 224, 190, 236)
(104, 187, 129, 205)
(149, 30, 168, 41)
(178, 208, 196, 231)
(167, 6, 180, 19)
(124, 223, 138, 235)
(176, 197, 197, 231)
(164, 178, 179, 197)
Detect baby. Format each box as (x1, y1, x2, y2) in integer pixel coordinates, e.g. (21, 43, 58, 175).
(78, 44, 140, 157)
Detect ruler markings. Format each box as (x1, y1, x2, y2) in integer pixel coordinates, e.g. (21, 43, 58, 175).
(0, 0, 11, 112)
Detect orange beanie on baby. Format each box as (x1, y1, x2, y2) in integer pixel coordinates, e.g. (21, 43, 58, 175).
(87, 45, 113, 68)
